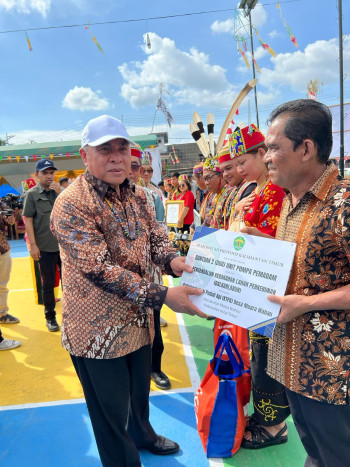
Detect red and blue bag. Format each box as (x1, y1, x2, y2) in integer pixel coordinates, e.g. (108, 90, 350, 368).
(194, 333, 251, 458)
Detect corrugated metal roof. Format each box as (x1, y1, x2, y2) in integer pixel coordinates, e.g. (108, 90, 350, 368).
(0, 135, 157, 158)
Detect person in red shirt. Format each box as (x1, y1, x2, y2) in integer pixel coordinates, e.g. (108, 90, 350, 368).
(176, 175, 195, 231)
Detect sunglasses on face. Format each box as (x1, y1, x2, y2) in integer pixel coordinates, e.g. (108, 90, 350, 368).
(131, 164, 141, 172)
(143, 168, 153, 174)
(204, 173, 219, 182)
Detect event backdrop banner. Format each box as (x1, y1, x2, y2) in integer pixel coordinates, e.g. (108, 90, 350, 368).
(180, 227, 296, 337)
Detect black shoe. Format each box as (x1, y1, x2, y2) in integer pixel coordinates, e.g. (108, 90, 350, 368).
(146, 436, 179, 456)
(46, 318, 60, 332)
(151, 371, 171, 390)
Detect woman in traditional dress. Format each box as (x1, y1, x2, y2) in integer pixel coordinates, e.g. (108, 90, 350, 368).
(229, 124, 290, 450)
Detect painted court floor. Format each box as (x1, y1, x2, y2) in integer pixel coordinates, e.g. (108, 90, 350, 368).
(0, 240, 306, 466)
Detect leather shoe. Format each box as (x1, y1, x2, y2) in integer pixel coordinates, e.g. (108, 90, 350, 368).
(151, 371, 171, 390)
(146, 435, 179, 455)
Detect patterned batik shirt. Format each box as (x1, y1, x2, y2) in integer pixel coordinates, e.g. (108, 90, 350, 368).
(51, 171, 177, 359)
(0, 216, 10, 255)
(267, 163, 350, 405)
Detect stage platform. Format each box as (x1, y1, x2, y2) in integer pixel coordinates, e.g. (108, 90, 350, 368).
(0, 240, 305, 466)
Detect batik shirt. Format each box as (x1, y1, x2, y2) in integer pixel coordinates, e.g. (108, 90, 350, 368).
(51, 171, 177, 359)
(267, 163, 350, 405)
(244, 180, 285, 237)
(0, 216, 10, 255)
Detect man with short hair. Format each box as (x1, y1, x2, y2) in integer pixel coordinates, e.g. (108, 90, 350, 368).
(169, 172, 180, 200)
(244, 99, 350, 466)
(51, 115, 205, 466)
(216, 145, 256, 230)
(23, 160, 61, 332)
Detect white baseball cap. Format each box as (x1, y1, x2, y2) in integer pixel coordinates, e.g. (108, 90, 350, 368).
(81, 115, 135, 148)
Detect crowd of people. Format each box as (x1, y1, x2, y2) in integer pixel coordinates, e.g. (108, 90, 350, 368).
(1, 99, 349, 467)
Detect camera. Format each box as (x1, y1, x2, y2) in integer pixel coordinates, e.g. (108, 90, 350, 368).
(0, 209, 13, 216)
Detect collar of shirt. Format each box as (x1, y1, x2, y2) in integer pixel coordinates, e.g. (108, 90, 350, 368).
(284, 162, 339, 208)
(84, 170, 134, 200)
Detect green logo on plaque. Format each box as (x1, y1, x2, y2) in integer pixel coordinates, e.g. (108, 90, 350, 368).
(233, 236, 245, 251)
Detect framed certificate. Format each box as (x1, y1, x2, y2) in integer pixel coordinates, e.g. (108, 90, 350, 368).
(166, 200, 185, 227)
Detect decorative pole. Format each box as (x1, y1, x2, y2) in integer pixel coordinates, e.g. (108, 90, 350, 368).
(239, 0, 259, 127)
(338, 0, 344, 177)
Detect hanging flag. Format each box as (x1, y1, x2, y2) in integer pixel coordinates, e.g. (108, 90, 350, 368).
(85, 22, 104, 54)
(156, 97, 174, 127)
(7, 156, 11, 161)
(253, 58, 261, 74)
(26, 32, 32, 51)
(41, 154, 45, 159)
(33, 155, 38, 161)
(50, 154, 54, 160)
(67, 153, 71, 158)
(172, 145, 179, 164)
(277, 2, 298, 47)
(254, 28, 277, 57)
(16, 156, 20, 162)
(236, 109, 239, 115)
(0, 156, 3, 161)
(238, 44, 250, 70)
(24, 156, 29, 162)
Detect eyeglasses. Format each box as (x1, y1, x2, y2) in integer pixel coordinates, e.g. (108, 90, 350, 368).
(204, 173, 220, 182)
(143, 168, 153, 174)
(131, 164, 141, 172)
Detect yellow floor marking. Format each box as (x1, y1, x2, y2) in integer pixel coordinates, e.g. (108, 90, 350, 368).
(0, 258, 192, 406)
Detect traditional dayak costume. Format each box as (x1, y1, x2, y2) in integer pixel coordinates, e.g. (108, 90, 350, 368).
(227, 123, 290, 449)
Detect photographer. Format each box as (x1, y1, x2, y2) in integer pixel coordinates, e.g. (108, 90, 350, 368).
(0, 210, 21, 348)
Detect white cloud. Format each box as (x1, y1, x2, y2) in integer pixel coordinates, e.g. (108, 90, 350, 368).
(62, 86, 110, 111)
(268, 30, 281, 39)
(259, 36, 350, 93)
(0, 0, 51, 16)
(118, 33, 237, 108)
(211, 3, 267, 35)
(211, 18, 234, 34)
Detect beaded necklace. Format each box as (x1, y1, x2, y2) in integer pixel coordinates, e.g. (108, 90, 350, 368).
(105, 198, 140, 241)
(211, 186, 227, 228)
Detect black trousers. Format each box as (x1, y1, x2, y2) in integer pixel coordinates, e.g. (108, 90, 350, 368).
(286, 388, 350, 467)
(151, 308, 164, 373)
(38, 251, 61, 320)
(71, 345, 158, 467)
(250, 333, 290, 425)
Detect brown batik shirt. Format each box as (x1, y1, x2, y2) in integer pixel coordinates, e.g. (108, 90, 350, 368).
(267, 163, 350, 405)
(0, 216, 10, 255)
(51, 171, 177, 359)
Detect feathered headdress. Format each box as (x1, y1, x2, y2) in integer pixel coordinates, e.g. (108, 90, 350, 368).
(189, 79, 258, 167)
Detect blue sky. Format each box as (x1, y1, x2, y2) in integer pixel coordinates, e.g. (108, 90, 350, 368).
(0, 0, 349, 146)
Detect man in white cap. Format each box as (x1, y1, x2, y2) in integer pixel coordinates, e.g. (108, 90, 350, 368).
(51, 115, 205, 467)
(24, 159, 62, 332)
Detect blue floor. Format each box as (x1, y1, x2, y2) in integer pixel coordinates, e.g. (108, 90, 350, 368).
(0, 392, 209, 467)
(8, 239, 29, 258)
